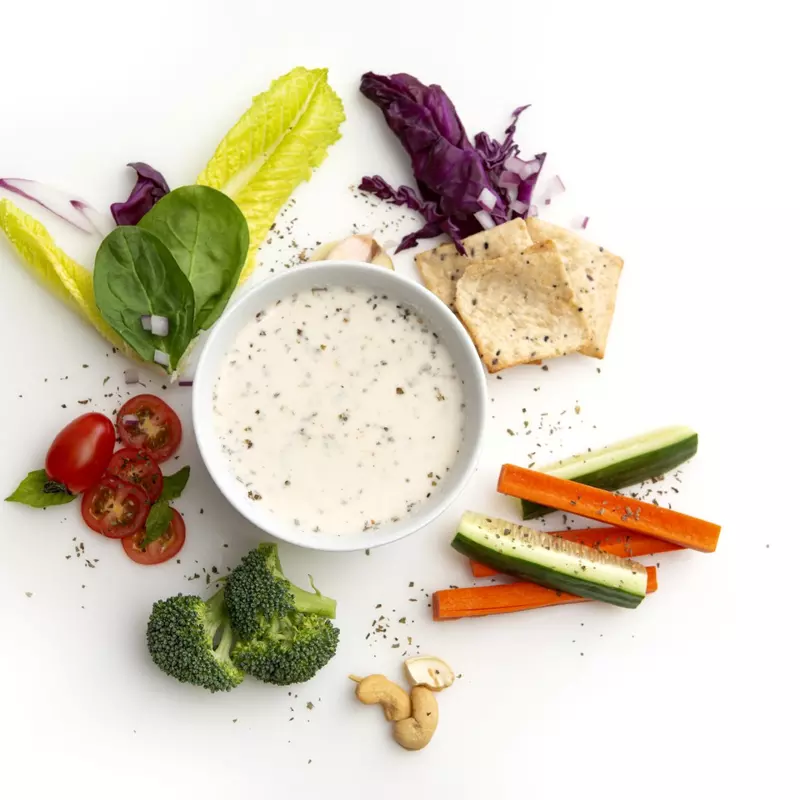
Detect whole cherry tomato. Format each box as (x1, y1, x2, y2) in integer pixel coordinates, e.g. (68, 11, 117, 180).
(45, 413, 116, 494)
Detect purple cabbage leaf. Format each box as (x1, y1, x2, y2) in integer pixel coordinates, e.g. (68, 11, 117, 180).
(358, 73, 545, 254)
(110, 162, 170, 225)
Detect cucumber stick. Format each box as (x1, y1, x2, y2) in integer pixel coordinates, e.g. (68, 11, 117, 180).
(521, 426, 698, 519)
(452, 512, 648, 609)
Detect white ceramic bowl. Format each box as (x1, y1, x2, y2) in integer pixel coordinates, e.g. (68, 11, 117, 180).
(193, 261, 487, 552)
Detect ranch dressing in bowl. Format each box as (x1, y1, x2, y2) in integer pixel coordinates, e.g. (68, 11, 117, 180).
(212, 285, 465, 535)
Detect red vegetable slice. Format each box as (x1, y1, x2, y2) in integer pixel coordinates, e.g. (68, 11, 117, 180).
(107, 448, 163, 503)
(81, 475, 149, 538)
(122, 509, 185, 565)
(116, 394, 182, 463)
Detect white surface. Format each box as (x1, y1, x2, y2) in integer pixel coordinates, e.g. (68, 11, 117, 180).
(1, 1, 797, 797)
(193, 260, 487, 550)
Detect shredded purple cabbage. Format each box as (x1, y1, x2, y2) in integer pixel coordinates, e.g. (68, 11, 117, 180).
(359, 73, 545, 254)
(110, 162, 170, 226)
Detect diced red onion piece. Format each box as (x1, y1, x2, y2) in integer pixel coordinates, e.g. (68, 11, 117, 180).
(498, 171, 521, 189)
(150, 315, 169, 337)
(504, 156, 528, 176)
(153, 349, 170, 368)
(477, 187, 497, 211)
(544, 198, 552, 206)
(121, 414, 138, 426)
(554, 174, 567, 192)
(506, 185, 518, 204)
(178, 380, 194, 387)
(519, 160, 541, 181)
(517, 179, 534, 206)
(123, 368, 139, 385)
(474, 210, 496, 230)
(510, 199, 529, 215)
(526, 204, 539, 218)
(140, 315, 152, 332)
(581, 216, 589, 229)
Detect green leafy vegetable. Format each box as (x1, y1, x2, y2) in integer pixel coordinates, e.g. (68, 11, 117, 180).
(5, 470, 76, 508)
(197, 66, 345, 282)
(3, 67, 344, 374)
(139, 186, 248, 329)
(140, 466, 189, 547)
(93, 227, 195, 370)
(161, 466, 190, 502)
(142, 500, 174, 547)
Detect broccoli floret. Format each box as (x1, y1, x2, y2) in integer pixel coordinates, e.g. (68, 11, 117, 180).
(146, 588, 244, 693)
(225, 543, 337, 639)
(232, 612, 340, 686)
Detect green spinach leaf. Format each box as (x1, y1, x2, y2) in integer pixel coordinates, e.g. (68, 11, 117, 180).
(161, 466, 190, 502)
(139, 186, 248, 330)
(142, 499, 174, 547)
(6, 470, 76, 508)
(93, 227, 195, 370)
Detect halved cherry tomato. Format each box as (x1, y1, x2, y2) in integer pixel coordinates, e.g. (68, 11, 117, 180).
(117, 395, 182, 463)
(122, 509, 186, 565)
(45, 413, 115, 494)
(107, 448, 163, 503)
(80, 475, 149, 538)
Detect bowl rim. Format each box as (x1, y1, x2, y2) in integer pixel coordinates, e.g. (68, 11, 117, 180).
(192, 260, 487, 552)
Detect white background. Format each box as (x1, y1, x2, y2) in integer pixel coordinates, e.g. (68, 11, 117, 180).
(1, 1, 797, 797)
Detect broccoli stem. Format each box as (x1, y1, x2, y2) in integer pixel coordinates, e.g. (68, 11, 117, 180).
(289, 583, 337, 618)
(215, 617, 236, 662)
(203, 587, 238, 660)
(205, 586, 226, 618)
(203, 587, 228, 637)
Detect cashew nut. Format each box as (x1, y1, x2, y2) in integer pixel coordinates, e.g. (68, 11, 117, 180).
(403, 655, 455, 692)
(350, 674, 411, 721)
(393, 686, 439, 751)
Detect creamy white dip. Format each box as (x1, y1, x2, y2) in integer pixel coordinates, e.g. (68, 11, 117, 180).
(213, 285, 466, 534)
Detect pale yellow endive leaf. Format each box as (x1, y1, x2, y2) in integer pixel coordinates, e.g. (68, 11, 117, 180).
(0, 198, 137, 359)
(197, 66, 345, 281)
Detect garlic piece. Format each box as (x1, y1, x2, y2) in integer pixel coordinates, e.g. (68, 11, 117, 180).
(403, 656, 455, 692)
(310, 234, 394, 270)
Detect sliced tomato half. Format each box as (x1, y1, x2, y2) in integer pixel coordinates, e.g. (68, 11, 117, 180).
(107, 448, 163, 503)
(117, 395, 182, 463)
(80, 475, 149, 538)
(122, 509, 186, 565)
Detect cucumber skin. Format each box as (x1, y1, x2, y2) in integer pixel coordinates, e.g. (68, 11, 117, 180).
(451, 533, 644, 609)
(521, 433, 699, 520)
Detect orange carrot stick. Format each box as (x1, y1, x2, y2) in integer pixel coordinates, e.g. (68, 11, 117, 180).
(469, 527, 684, 577)
(470, 561, 502, 578)
(434, 566, 658, 621)
(498, 464, 721, 553)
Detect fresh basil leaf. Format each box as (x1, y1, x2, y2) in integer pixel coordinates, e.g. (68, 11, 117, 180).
(5, 470, 76, 508)
(142, 500, 174, 547)
(161, 466, 190, 502)
(139, 186, 248, 330)
(93, 226, 195, 370)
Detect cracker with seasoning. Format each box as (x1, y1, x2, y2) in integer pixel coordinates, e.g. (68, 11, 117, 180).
(526, 219, 623, 358)
(455, 240, 590, 372)
(415, 218, 532, 311)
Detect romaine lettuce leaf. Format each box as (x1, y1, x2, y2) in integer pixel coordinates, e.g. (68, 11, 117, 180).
(0, 198, 136, 359)
(197, 66, 344, 281)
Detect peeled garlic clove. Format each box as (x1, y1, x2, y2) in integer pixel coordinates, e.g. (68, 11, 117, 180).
(310, 234, 394, 270)
(403, 655, 455, 692)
